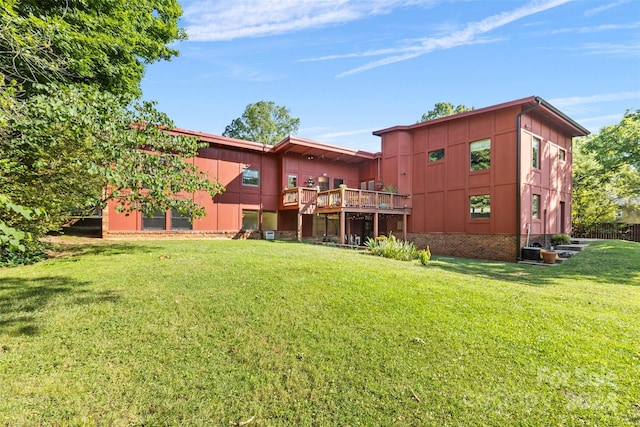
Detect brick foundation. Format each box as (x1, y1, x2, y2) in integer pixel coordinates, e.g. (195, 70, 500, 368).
(407, 232, 518, 262)
(103, 230, 262, 240)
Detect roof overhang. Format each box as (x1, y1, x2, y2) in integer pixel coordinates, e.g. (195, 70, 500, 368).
(273, 136, 377, 164)
(168, 128, 270, 153)
(373, 96, 590, 138)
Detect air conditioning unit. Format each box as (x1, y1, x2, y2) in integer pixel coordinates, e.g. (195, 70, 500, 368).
(521, 247, 541, 261)
(263, 230, 275, 240)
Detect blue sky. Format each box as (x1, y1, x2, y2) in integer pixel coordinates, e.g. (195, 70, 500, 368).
(141, 0, 640, 152)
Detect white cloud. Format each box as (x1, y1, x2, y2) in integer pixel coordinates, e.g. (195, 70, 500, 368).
(549, 91, 640, 108)
(576, 113, 628, 133)
(316, 128, 373, 140)
(580, 42, 640, 56)
(551, 22, 640, 34)
(584, 0, 630, 17)
(183, 0, 440, 42)
(331, 0, 575, 77)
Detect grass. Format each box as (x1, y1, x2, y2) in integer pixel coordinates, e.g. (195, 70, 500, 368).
(0, 238, 639, 426)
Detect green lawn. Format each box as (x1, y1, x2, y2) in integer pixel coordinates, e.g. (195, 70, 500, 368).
(1, 239, 639, 426)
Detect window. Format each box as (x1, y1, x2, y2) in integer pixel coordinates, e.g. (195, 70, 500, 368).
(142, 210, 166, 230)
(288, 175, 297, 188)
(262, 212, 277, 230)
(428, 148, 445, 162)
(318, 176, 329, 191)
(470, 195, 490, 219)
(171, 210, 192, 230)
(532, 137, 540, 169)
(333, 178, 344, 188)
(532, 194, 541, 220)
(470, 139, 490, 171)
(558, 148, 566, 162)
(242, 210, 259, 230)
(242, 168, 259, 186)
(368, 180, 375, 191)
(360, 181, 367, 190)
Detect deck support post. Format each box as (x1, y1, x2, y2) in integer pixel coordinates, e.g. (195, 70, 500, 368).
(297, 212, 302, 242)
(403, 213, 407, 241)
(339, 210, 346, 244)
(373, 212, 379, 239)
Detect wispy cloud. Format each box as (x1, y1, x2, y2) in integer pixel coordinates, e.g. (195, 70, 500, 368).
(579, 42, 640, 56)
(551, 22, 640, 34)
(550, 91, 640, 108)
(576, 113, 629, 133)
(183, 0, 440, 42)
(323, 0, 575, 77)
(316, 128, 373, 140)
(584, 0, 630, 17)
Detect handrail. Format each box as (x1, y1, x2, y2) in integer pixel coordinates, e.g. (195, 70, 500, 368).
(284, 186, 411, 210)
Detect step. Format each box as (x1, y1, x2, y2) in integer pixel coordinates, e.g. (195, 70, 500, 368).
(555, 244, 587, 252)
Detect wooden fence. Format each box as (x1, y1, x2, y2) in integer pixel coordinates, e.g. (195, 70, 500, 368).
(572, 223, 640, 242)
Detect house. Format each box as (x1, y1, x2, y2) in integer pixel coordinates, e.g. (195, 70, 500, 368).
(103, 96, 589, 261)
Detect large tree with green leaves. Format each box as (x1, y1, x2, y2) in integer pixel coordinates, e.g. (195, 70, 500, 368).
(582, 109, 639, 172)
(0, 0, 223, 263)
(572, 110, 640, 233)
(572, 138, 618, 233)
(223, 101, 300, 145)
(1, 0, 185, 97)
(419, 102, 474, 122)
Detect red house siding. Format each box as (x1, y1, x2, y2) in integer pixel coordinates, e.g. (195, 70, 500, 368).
(103, 97, 587, 262)
(374, 97, 588, 261)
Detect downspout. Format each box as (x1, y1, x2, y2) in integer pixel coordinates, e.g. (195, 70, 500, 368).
(515, 97, 541, 260)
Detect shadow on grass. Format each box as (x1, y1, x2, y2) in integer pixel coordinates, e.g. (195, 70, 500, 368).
(48, 242, 162, 259)
(430, 240, 640, 287)
(0, 275, 120, 336)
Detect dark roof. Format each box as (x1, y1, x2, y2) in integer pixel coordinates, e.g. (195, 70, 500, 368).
(373, 96, 590, 138)
(168, 129, 379, 163)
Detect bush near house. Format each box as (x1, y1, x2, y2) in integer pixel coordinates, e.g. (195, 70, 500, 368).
(364, 233, 418, 261)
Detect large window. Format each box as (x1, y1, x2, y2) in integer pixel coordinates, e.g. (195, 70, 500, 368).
(288, 175, 297, 188)
(428, 148, 445, 162)
(470, 195, 491, 219)
(242, 210, 259, 230)
(470, 139, 491, 171)
(142, 210, 166, 230)
(532, 137, 540, 169)
(171, 210, 192, 230)
(532, 194, 541, 219)
(242, 168, 259, 187)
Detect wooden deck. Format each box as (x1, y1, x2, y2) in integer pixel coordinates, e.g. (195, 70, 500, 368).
(281, 187, 411, 215)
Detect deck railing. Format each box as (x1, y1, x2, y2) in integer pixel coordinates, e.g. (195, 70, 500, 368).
(317, 188, 411, 210)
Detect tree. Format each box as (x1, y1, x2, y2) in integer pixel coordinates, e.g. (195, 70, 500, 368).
(574, 110, 640, 230)
(419, 102, 473, 122)
(583, 109, 640, 172)
(572, 138, 618, 234)
(0, 1, 222, 263)
(223, 101, 300, 145)
(1, 84, 224, 236)
(1, 0, 186, 98)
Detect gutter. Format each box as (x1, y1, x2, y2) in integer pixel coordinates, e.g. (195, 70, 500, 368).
(515, 97, 541, 260)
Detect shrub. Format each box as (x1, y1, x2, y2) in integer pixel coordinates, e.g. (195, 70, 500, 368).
(419, 246, 431, 266)
(551, 233, 571, 245)
(0, 240, 48, 267)
(365, 232, 418, 261)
